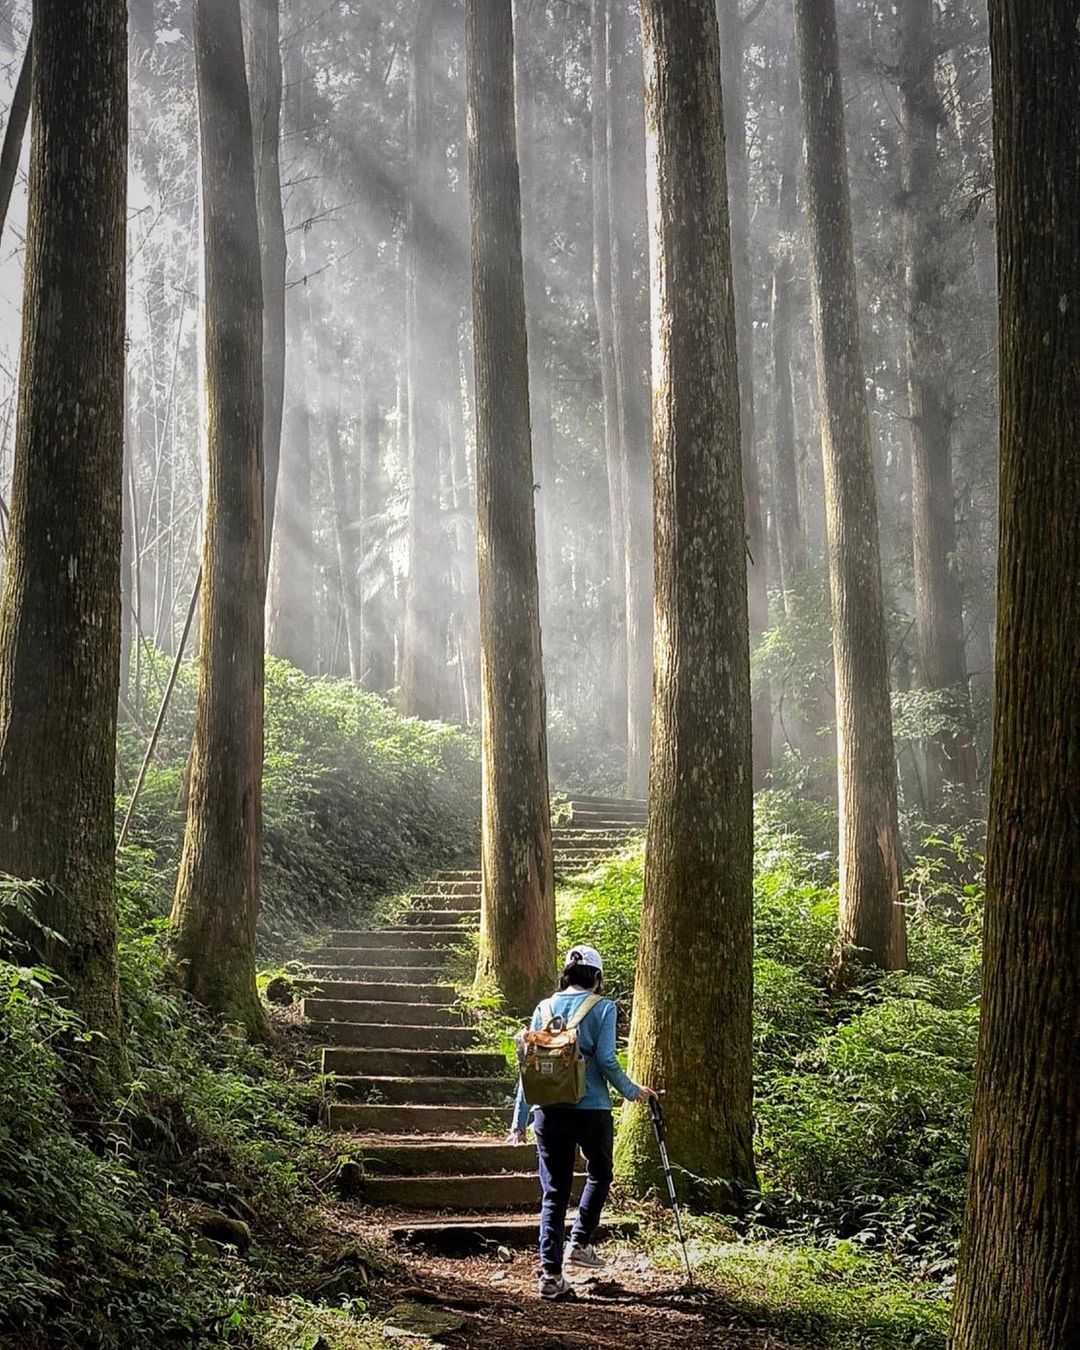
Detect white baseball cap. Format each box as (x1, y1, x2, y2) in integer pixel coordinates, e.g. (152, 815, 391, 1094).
(564, 944, 603, 973)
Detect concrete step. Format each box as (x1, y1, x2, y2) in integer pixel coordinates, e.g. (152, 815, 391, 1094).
(333, 1075, 515, 1105)
(410, 894, 480, 912)
(434, 870, 481, 883)
(308, 947, 449, 969)
(569, 806, 647, 824)
(317, 1021, 481, 1050)
(303, 999, 463, 1026)
(304, 968, 447, 987)
(552, 829, 638, 843)
(328, 928, 462, 948)
(566, 794, 647, 809)
(323, 1046, 507, 1078)
(358, 1171, 582, 1209)
(356, 1140, 533, 1177)
(402, 909, 477, 928)
(304, 986, 457, 1018)
(325, 1103, 503, 1135)
(422, 879, 481, 895)
(388, 1214, 638, 1253)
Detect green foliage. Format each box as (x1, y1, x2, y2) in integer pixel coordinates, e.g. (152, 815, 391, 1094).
(555, 818, 983, 1274)
(119, 657, 480, 946)
(0, 853, 326, 1346)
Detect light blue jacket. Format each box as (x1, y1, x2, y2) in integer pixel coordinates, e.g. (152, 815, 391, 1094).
(511, 988, 641, 1133)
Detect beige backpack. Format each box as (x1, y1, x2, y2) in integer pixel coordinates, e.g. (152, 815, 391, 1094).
(516, 994, 603, 1107)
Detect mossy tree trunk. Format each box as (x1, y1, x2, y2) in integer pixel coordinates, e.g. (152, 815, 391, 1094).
(950, 1, 1080, 1343)
(899, 0, 978, 814)
(467, 0, 555, 1017)
(794, 0, 906, 973)
(0, 0, 128, 1082)
(169, 0, 268, 1040)
(615, 0, 756, 1202)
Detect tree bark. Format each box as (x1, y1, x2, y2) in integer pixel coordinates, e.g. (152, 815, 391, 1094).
(899, 0, 978, 814)
(607, 0, 653, 798)
(717, 0, 771, 784)
(401, 0, 452, 721)
(950, 2, 1080, 1343)
(0, 0, 128, 1079)
(590, 0, 628, 750)
(169, 0, 268, 1039)
(242, 0, 286, 568)
(793, 0, 906, 973)
(466, 0, 555, 1016)
(615, 0, 756, 1201)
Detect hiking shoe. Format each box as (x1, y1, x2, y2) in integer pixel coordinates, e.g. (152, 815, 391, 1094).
(565, 1241, 604, 1270)
(538, 1272, 571, 1300)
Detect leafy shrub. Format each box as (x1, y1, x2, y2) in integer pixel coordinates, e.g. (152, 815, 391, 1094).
(0, 858, 325, 1346)
(119, 657, 480, 947)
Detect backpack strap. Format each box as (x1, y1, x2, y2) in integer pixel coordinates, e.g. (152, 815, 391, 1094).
(539, 998, 556, 1029)
(566, 993, 603, 1030)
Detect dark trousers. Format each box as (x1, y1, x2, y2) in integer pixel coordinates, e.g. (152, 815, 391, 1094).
(533, 1107, 614, 1274)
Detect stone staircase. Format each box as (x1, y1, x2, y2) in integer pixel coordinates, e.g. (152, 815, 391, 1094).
(302, 794, 646, 1249)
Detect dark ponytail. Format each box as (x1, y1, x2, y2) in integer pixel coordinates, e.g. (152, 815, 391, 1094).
(559, 963, 603, 992)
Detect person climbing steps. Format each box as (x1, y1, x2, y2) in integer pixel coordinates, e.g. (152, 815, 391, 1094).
(508, 944, 655, 1300)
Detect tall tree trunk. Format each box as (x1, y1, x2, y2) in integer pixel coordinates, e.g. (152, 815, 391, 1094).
(590, 0, 628, 750)
(951, 2, 1080, 1343)
(770, 54, 806, 603)
(265, 283, 315, 671)
(242, 0, 286, 567)
(467, 0, 555, 1016)
(717, 0, 771, 784)
(0, 29, 30, 240)
(0, 0, 128, 1079)
(899, 0, 978, 814)
(514, 0, 556, 614)
(360, 388, 395, 694)
(616, 0, 756, 1200)
(169, 0, 268, 1040)
(793, 0, 906, 973)
(322, 338, 363, 685)
(401, 0, 451, 720)
(607, 0, 653, 798)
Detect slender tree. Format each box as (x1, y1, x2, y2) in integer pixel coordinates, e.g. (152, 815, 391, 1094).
(590, 0, 629, 749)
(794, 0, 906, 972)
(242, 0, 286, 564)
(169, 0, 268, 1038)
(951, 0, 1080, 1342)
(606, 0, 653, 797)
(0, 28, 30, 238)
(400, 0, 452, 721)
(770, 54, 807, 603)
(899, 0, 978, 812)
(0, 0, 128, 1077)
(615, 0, 756, 1199)
(717, 0, 771, 783)
(466, 0, 555, 1015)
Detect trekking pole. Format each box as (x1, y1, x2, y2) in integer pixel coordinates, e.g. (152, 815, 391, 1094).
(648, 1094, 694, 1287)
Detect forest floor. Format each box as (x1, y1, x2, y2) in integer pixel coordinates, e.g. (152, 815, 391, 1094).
(335, 1219, 798, 1348)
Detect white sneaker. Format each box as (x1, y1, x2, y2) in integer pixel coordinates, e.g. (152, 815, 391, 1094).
(565, 1241, 604, 1270)
(538, 1272, 571, 1300)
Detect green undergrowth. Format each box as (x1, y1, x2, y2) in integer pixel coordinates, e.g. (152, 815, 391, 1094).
(0, 858, 342, 1346)
(118, 656, 480, 951)
(633, 1212, 948, 1348)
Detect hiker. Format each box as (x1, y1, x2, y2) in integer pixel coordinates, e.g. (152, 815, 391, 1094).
(508, 944, 655, 1300)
